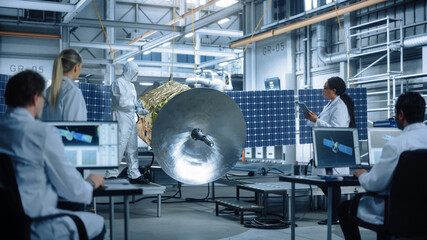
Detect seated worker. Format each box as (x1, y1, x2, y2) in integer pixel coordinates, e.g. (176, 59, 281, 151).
(0, 70, 105, 240)
(338, 92, 427, 240)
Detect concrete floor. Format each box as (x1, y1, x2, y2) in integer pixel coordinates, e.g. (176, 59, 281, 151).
(93, 182, 377, 240)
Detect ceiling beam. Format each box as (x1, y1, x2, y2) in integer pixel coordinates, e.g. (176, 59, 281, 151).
(70, 41, 239, 58)
(182, 3, 243, 33)
(114, 2, 242, 62)
(62, 0, 92, 23)
(0, 0, 75, 12)
(126, 0, 221, 45)
(196, 28, 243, 38)
(230, 0, 386, 48)
(70, 18, 181, 32)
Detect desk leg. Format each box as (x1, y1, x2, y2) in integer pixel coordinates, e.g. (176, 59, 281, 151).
(124, 195, 130, 240)
(109, 196, 114, 240)
(211, 182, 215, 200)
(291, 182, 295, 240)
(327, 186, 332, 240)
(157, 194, 161, 217)
(124, 195, 129, 240)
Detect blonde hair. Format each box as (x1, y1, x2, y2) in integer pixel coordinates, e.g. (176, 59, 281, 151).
(50, 49, 82, 108)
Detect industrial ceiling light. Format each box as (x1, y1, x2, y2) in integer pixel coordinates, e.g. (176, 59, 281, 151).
(185, 32, 194, 38)
(161, 42, 171, 47)
(216, 0, 237, 8)
(127, 57, 135, 62)
(217, 18, 229, 24)
(218, 62, 229, 67)
(139, 82, 153, 86)
(143, 51, 151, 55)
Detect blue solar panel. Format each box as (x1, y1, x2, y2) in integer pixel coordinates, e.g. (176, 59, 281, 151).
(298, 88, 368, 144)
(226, 90, 296, 148)
(77, 82, 112, 121)
(1, 75, 112, 121)
(0, 74, 10, 115)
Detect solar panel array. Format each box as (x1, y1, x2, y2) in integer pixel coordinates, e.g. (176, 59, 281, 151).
(298, 88, 367, 144)
(226, 90, 296, 148)
(77, 82, 112, 121)
(0, 75, 111, 121)
(0, 74, 9, 115)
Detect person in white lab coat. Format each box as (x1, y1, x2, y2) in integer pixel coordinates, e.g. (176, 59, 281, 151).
(42, 49, 87, 121)
(0, 70, 105, 240)
(338, 92, 427, 240)
(304, 76, 356, 225)
(104, 61, 149, 184)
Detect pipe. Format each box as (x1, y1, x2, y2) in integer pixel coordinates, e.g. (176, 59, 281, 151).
(0, 31, 61, 39)
(317, 23, 427, 64)
(230, 0, 386, 49)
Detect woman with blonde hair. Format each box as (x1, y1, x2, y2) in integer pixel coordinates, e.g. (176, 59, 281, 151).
(42, 49, 87, 121)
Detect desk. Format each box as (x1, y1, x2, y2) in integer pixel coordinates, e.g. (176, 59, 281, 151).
(279, 175, 360, 240)
(93, 183, 142, 240)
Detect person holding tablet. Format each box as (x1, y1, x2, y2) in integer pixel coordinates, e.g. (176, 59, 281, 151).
(304, 76, 356, 225)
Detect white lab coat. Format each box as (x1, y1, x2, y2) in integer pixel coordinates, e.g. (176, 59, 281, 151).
(356, 123, 427, 224)
(307, 96, 351, 174)
(0, 107, 104, 240)
(306, 96, 350, 128)
(42, 76, 87, 121)
(105, 75, 141, 179)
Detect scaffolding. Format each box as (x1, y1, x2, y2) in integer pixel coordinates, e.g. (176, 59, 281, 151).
(347, 17, 403, 118)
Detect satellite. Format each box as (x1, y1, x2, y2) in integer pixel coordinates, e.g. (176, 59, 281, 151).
(57, 127, 93, 143)
(323, 138, 353, 156)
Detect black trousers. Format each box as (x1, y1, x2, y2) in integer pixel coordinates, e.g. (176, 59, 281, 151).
(319, 186, 341, 221)
(338, 200, 361, 240)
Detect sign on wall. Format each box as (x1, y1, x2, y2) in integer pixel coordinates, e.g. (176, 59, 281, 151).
(0, 58, 53, 81)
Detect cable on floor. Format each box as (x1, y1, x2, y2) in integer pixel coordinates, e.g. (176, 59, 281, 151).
(244, 217, 289, 229)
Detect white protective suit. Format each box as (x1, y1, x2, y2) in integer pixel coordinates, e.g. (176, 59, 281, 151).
(356, 123, 427, 224)
(0, 107, 104, 240)
(42, 76, 88, 121)
(105, 61, 141, 179)
(307, 95, 350, 175)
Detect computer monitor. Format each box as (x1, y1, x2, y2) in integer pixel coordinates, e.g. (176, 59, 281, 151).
(264, 77, 280, 90)
(47, 122, 119, 169)
(312, 127, 360, 173)
(367, 127, 402, 165)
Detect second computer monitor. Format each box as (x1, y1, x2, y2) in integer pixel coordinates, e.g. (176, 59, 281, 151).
(312, 127, 360, 169)
(367, 127, 402, 165)
(47, 121, 119, 169)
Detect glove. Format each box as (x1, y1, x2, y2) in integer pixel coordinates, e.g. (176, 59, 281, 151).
(135, 100, 149, 115)
(137, 108, 149, 115)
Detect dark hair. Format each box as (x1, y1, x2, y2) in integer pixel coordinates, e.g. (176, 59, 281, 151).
(395, 92, 426, 124)
(327, 76, 356, 128)
(5, 70, 46, 107)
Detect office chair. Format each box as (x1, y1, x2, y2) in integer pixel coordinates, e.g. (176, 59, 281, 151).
(0, 153, 89, 240)
(349, 149, 427, 239)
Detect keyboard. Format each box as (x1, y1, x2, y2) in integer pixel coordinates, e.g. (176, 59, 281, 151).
(318, 174, 356, 180)
(104, 178, 129, 184)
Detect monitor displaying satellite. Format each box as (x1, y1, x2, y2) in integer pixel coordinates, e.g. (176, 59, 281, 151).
(312, 127, 360, 169)
(367, 127, 402, 165)
(47, 122, 119, 169)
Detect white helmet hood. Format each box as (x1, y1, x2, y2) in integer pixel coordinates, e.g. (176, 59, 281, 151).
(123, 61, 139, 82)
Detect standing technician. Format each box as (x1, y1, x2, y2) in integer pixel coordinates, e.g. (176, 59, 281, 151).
(304, 76, 356, 225)
(105, 61, 149, 184)
(42, 49, 87, 121)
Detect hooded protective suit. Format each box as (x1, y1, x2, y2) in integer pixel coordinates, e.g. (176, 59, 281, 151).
(105, 61, 141, 179)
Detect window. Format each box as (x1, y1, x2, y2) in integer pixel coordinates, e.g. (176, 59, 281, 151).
(177, 54, 194, 63)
